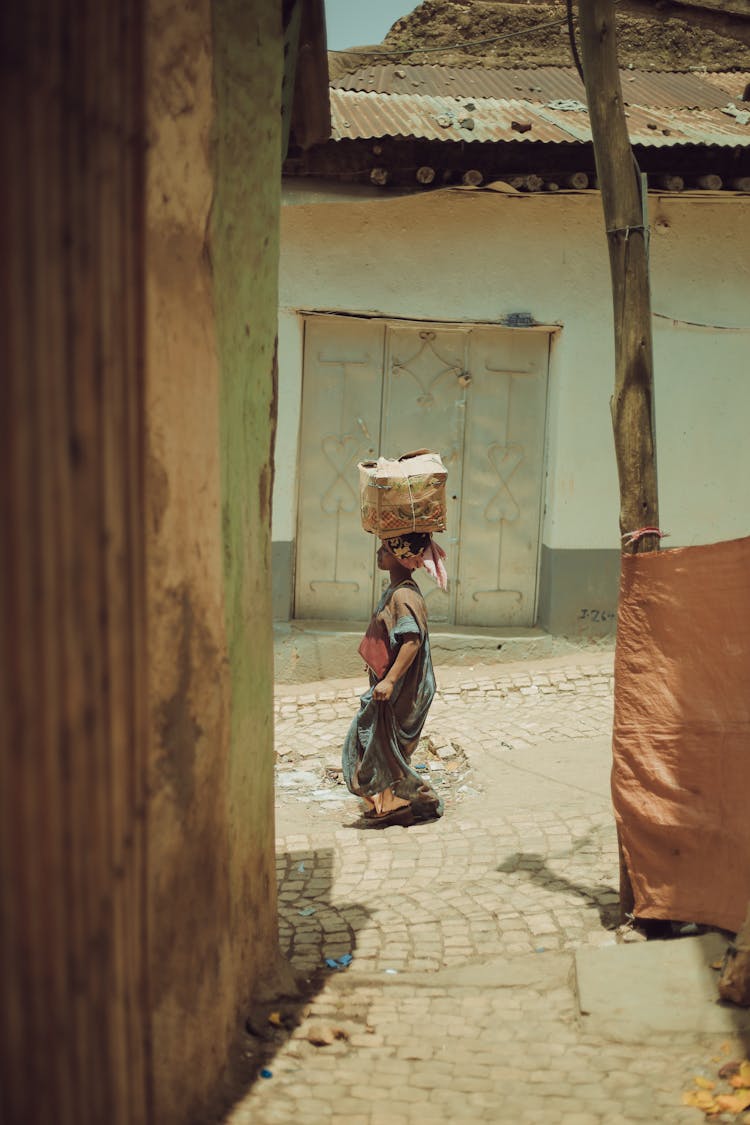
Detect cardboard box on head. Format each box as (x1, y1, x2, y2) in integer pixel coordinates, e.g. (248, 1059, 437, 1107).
(359, 449, 447, 537)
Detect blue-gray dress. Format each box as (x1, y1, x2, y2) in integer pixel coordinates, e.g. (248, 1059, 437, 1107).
(342, 578, 443, 819)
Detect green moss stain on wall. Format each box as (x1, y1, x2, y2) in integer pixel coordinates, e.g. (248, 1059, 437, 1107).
(211, 0, 287, 994)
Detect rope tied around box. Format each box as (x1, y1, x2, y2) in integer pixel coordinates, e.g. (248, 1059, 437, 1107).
(369, 469, 416, 531)
(398, 457, 417, 533)
(358, 450, 448, 538)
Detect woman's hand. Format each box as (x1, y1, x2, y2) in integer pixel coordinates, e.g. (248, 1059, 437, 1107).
(373, 636, 420, 702)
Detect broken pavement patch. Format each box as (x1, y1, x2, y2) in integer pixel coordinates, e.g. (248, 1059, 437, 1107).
(576, 933, 750, 1041)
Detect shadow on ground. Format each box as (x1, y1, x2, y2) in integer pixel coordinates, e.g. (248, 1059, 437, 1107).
(213, 847, 370, 1122)
(499, 838, 750, 1058)
(496, 829, 621, 930)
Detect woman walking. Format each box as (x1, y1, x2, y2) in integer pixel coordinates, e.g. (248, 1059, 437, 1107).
(342, 531, 447, 827)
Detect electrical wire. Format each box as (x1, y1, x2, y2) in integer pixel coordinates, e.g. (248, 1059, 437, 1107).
(330, 0, 624, 59)
(566, 2, 645, 206)
(565, 0, 585, 83)
(653, 313, 750, 332)
(329, 15, 570, 57)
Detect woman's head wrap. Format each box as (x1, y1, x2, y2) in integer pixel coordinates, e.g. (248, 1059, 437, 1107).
(383, 532, 431, 561)
(381, 532, 448, 592)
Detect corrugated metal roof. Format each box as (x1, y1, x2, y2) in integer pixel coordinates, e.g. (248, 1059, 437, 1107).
(331, 63, 742, 109)
(330, 90, 567, 144)
(329, 87, 750, 148)
(698, 71, 750, 102)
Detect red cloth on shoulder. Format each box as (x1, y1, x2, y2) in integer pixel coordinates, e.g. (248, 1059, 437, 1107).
(358, 617, 390, 680)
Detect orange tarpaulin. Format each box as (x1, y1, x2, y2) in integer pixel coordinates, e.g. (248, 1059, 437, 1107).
(612, 535, 750, 934)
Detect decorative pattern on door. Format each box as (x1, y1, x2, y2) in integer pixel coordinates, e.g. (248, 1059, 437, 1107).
(295, 315, 549, 626)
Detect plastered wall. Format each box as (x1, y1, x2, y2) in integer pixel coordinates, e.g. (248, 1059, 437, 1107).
(276, 186, 750, 630)
(145, 2, 286, 1120)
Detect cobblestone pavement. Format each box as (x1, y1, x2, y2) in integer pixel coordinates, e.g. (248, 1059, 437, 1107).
(274, 654, 616, 766)
(224, 650, 748, 1125)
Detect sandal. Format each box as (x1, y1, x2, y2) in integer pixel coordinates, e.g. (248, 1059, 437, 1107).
(411, 800, 443, 823)
(363, 805, 414, 828)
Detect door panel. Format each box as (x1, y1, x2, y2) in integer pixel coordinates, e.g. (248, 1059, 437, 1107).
(295, 317, 383, 619)
(381, 325, 469, 623)
(457, 329, 549, 626)
(295, 316, 549, 628)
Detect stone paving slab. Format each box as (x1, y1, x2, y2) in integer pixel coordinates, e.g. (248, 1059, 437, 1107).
(576, 933, 750, 1040)
(276, 795, 621, 979)
(226, 963, 745, 1124)
(274, 624, 615, 685)
(220, 651, 748, 1125)
(274, 651, 615, 712)
(274, 655, 615, 775)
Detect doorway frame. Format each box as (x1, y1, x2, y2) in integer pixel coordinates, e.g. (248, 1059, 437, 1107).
(293, 310, 558, 626)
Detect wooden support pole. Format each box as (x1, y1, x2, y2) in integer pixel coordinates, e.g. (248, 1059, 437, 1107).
(694, 174, 723, 191)
(578, 0, 660, 923)
(656, 174, 684, 192)
(507, 174, 544, 192)
(578, 0, 660, 549)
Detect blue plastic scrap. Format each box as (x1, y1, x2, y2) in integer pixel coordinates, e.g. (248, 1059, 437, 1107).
(260, 1069, 273, 1079)
(298, 906, 316, 916)
(325, 954, 353, 970)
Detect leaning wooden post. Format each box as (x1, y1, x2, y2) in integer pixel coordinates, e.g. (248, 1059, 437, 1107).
(577, 0, 660, 921)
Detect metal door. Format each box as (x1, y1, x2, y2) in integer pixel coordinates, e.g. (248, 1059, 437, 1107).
(295, 315, 549, 626)
(457, 327, 549, 627)
(381, 324, 468, 624)
(295, 316, 384, 619)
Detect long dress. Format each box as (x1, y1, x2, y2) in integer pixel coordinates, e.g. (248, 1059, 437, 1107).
(342, 578, 443, 822)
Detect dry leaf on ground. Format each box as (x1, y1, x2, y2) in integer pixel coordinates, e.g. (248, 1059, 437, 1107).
(716, 1090, 750, 1113)
(306, 1023, 335, 1046)
(682, 1089, 718, 1112)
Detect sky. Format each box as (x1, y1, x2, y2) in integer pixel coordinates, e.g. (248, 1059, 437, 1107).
(324, 0, 418, 51)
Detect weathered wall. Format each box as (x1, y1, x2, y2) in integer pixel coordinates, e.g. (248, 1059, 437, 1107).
(275, 185, 750, 632)
(145, 1, 285, 1121)
(1, 2, 151, 1122)
(2, 0, 286, 1119)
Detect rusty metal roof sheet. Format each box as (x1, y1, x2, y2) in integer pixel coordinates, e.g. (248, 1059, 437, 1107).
(331, 63, 743, 110)
(329, 87, 750, 148)
(330, 89, 566, 143)
(698, 71, 750, 102)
